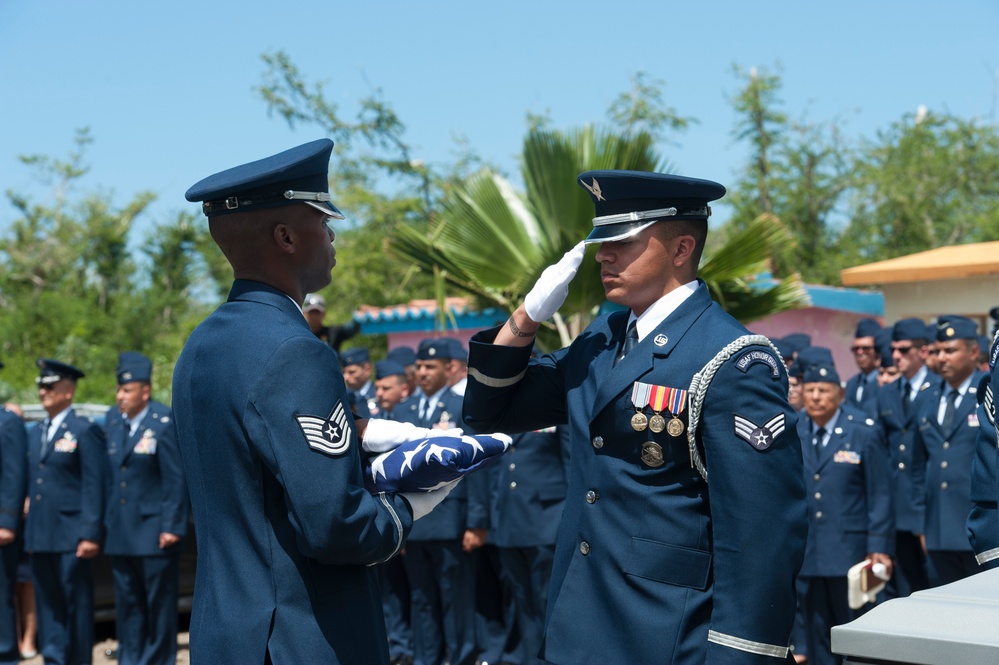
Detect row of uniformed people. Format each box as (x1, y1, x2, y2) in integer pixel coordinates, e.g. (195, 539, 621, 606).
(350, 338, 569, 665)
(0, 354, 187, 665)
(774, 314, 999, 665)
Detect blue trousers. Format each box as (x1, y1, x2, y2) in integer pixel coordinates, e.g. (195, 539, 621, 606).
(497, 545, 554, 665)
(32, 552, 93, 665)
(403, 540, 476, 665)
(110, 553, 180, 665)
(0, 541, 20, 665)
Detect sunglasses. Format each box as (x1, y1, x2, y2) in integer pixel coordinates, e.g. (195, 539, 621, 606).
(850, 345, 875, 353)
(891, 345, 915, 354)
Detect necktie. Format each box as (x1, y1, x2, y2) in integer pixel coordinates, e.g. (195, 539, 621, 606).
(901, 381, 911, 416)
(813, 426, 827, 447)
(856, 374, 866, 403)
(40, 418, 51, 455)
(941, 390, 958, 432)
(615, 320, 639, 367)
(418, 397, 430, 425)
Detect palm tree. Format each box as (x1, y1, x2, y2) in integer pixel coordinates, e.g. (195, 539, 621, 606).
(390, 126, 808, 350)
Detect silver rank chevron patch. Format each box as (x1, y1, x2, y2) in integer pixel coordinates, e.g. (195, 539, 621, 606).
(296, 401, 352, 457)
(734, 413, 786, 451)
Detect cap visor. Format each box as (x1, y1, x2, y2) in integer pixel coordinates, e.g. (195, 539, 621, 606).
(583, 220, 659, 244)
(305, 200, 345, 220)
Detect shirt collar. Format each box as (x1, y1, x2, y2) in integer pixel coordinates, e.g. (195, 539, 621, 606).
(628, 280, 699, 342)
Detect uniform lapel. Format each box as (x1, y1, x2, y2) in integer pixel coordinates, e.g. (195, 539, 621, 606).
(590, 286, 712, 423)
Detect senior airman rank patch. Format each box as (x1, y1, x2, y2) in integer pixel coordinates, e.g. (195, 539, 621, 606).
(296, 401, 352, 457)
(733, 413, 785, 450)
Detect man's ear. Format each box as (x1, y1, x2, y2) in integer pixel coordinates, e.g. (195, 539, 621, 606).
(272, 223, 296, 254)
(671, 234, 697, 268)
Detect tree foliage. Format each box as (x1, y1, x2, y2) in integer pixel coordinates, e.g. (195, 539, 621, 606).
(0, 130, 217, 404)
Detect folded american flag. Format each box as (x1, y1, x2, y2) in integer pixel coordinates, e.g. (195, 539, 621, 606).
(364, 433, 512, 493)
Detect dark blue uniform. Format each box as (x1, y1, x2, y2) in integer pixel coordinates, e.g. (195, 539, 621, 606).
(915, 370, 988, 586)
(173, 280, 413, 664)
(844, 370, 880, 417)
(794, 409, 893, 665)
(26, 409, 105, 665)
(393, 388, 485, 665)
(103, 401, 188, 665)
(464, 284, 807, 665)
(0, 407, 27, 665)
(875, 373, 934, 596)
(968, 336, 999, 570)
(490, 427, 569, 665)
(967, 395, 999, 569)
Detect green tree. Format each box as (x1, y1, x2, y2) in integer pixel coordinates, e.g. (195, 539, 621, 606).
(841, 110, 999, 266)
(0, 132, 214, 404)
(725, 65, 851, 283)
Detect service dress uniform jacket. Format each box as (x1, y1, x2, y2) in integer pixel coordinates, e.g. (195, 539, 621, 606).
(797, 411, 894, 578)
(464, 284, 807, 665)
(0, 408, 27, 665)
(103, 401, 188, 665)
(172, 280, 413, 665)
(104, 401, 188, 556)
(915, 371, 987, 553)
(793, 410, 893, 665)
(875, 374, 934, 595)
(844, 371, 880, 418)
(967, 395, 999, 568)
(26, 408, 105, 665)
(392, 388, 485, 665)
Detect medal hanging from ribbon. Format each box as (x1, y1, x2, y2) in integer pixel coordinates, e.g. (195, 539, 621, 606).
(630, 381, 652, 431)
(648, 384, 668, 433)
(665, 387, 688, 436)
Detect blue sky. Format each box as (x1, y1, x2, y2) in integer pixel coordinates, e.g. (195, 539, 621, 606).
(2, 0, 997, 239)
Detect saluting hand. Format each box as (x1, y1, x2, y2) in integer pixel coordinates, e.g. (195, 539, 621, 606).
(524, 241, 586, 323)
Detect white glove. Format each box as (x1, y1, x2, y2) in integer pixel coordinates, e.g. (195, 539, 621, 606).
(362, 419, 463, 453)
(524, 241, 586, 323)
(400, 479, 461, 520)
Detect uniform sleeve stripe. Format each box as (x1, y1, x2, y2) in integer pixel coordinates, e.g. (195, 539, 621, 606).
(369, 493, 405, 566)
(468, 367, 527, 389)
(975, 546, 999, 565)
(707, 630, 789, 659)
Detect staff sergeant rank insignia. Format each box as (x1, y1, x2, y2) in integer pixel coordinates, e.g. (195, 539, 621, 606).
(296, 401, 352, 456)
(734, 413, 786, 451)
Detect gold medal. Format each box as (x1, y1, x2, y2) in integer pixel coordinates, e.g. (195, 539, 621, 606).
(640, 441, 664, 467)
(667, 417, 685, 437)
(649, 414, 666, 433)
(631, 411, 649, 431)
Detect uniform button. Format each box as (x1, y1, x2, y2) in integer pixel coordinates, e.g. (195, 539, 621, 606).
(508, 463, 516, 471)
(814, 492, 822, 500)
(580, 541, 590, 555)
(813, 473, 821, 481)
(592, 436, 604, 449)
(120, 481, 127, 488)
(35, 478, 42, 485)
(941, 461, 948, 469)
(585, 490, 598, 504)
(120, 498, 126, 504)
(898, 462, 906, 470)
(509, 482, 517, 489)
(943, 442, 950, 449)
(815, 511, 823, 519)
(38, 464, 44, 469)
(121, 466, 127, 472)
(941, 482, 949, 490)
(899, 444, 906, 452)
(34, 495, 41, 501)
